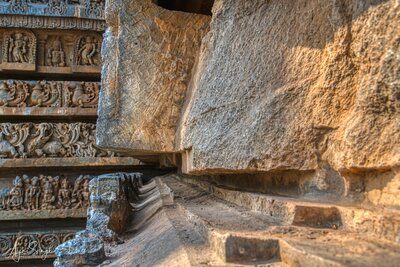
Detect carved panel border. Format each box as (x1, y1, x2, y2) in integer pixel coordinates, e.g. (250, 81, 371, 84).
(0, 122, 120, 158)
(0, 231, 75, 261)
(0, 14, 106, 31)
(0, 0, 104, 20)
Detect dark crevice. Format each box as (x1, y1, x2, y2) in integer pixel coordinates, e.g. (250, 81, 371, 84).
(155, 0, 214, 16)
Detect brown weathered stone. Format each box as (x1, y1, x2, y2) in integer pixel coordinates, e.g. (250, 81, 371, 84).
(97, 0, 210, 153)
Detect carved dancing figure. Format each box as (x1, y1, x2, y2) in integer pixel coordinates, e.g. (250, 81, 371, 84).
(10, 33, 28, 63)
(77, 36, 97, 65)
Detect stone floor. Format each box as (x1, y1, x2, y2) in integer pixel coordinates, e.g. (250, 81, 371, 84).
(101, 174, 400, 267)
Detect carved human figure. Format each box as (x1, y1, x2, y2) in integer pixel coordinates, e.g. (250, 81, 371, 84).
(71, 176, 83, 208)
(9, 33, 29, 63)
(77, 36, 97, 65)
(82, 178, 90, 207)
(26, 176, 41, 210)
(7, 176, 24, 210)
(47, 36, 66, 67)
(41, 180, 56, 209)
(57, 178, 71, 208)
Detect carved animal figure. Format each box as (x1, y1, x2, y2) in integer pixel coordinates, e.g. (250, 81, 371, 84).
(36, 140, 66, 157)
(0, 133, 18, 158)
(29, 82, 47, 107)
(71, 82, 98, 107)
(0, 82, 14, 106)
(26, 123, 52, 157)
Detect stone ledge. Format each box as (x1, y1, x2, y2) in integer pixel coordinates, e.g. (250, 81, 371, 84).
(0, 157, 144, 169)
(0, 107, 97, 117)
(0, 208, 86, 221)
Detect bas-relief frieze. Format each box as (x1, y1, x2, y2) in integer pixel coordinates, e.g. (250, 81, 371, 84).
(0, 80, 99, 108)
(0, 231, 75, 261)
(0, 0, 104, 20)
(0, 14, 105, 30)
(0, 174, 90, 210)
(0, 29, 102, 73)
(0, 122, 118, 158)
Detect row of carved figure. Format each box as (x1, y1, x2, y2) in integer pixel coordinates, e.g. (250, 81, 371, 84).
(0, 80, 99, 108)
(1, 29, 101, 67)
(0, 232, 75, 259)
(0, 174, 90, 210)
(0, 122, 117, 158)
(0, 0, 104, 19)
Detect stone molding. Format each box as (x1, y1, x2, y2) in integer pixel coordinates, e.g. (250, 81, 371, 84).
(0, 0, 104, 20)
(0, 122, 119, 158)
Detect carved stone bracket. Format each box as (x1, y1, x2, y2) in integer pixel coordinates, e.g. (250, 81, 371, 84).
(0, 231, 75, 261)
(0, 122, 119, 158)
(0, 0, 105, 20)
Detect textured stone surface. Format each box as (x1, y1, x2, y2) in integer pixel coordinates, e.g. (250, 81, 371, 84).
(179, 0, 400, 175)
(98, 0, 399, 178)
(97, 0, 210, 153)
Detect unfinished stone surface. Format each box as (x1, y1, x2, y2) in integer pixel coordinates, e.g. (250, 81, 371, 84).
(98, 0, 400, 176)
(179, 0, 400, 175)
(97, 0, 210, 153)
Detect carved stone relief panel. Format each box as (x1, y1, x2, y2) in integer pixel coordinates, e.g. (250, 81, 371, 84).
(0, 29, 102, 74)
(0, 174, 90, 211)
(0, 122, 117, 158)
(72, 33, 101, 73)
(0, 0, 105, 20)
(2, 29, 36, 70)
(0, 231, 75, 261)
(0, 79, 99, 108)
(0, 15, 106, 31)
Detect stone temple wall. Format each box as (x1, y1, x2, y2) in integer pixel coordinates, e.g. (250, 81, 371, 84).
(97, 0, 399, 209)
(0, 1, 147, 264)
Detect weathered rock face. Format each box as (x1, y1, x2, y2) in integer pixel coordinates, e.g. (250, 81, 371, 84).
(179, 0, 400, 175)
(98, 0, 399, 204)
(97, 0, 210, 153)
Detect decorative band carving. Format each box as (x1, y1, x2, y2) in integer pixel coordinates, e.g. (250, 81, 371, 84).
(0, 122, 118, 158)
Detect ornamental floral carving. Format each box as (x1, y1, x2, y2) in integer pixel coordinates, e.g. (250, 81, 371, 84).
(0, 231, 75, 260)
(0, 122, 117, 158)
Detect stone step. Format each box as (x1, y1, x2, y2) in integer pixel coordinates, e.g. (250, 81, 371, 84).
(158, 175, 400, 267)
(175, 174, 400, 243)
